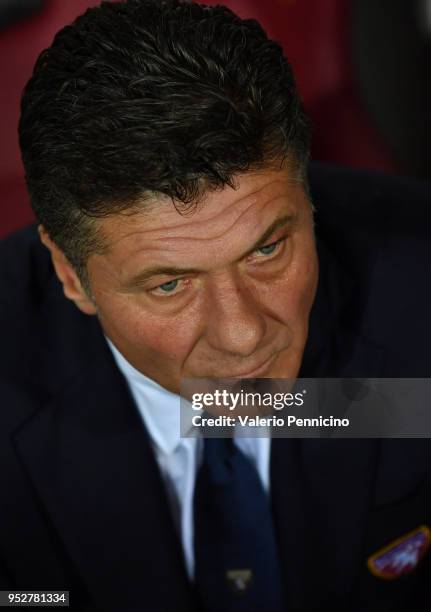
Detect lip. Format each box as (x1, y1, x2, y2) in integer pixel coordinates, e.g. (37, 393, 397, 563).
(232, 353, 278, 378)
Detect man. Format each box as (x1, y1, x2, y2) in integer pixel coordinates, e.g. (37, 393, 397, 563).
(1, 0, 431, 610)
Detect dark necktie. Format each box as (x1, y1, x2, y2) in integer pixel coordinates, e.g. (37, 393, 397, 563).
(193, 437, 285, 612)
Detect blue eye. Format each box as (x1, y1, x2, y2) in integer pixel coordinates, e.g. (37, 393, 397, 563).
(257, 241, 278, 255)
(158, 279, 179, 293)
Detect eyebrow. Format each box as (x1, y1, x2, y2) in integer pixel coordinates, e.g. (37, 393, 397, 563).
(125, 213, 296, 287)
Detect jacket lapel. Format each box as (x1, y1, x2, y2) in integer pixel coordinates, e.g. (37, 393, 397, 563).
(13, 339, 198, 611)
(271, 437, 379, 611)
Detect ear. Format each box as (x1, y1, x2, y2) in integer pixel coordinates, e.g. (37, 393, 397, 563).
(38, 226, 97, 316)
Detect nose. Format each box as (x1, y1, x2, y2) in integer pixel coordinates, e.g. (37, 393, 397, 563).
(204, 271, 266, 357)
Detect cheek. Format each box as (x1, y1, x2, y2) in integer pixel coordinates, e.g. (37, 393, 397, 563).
(295, 246, 319, 315)
(98, 293, 198, 361)
(291, 230, 318, 294)
(260, 238, 318, 325)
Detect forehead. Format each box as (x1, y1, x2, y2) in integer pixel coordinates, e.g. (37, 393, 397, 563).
(101, 168, 306, 246)
(88, 170, 310, 288)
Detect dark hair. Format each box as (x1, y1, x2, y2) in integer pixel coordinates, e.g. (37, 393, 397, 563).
(19, 0, 310, 286)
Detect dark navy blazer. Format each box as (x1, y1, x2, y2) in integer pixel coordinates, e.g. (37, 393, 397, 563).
(0, 163, 430, 611)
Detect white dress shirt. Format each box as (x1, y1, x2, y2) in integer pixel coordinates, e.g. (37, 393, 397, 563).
(106, 338, 271, 579)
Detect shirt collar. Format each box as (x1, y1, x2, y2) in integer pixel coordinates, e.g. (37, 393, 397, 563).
(105, 338, 193, 455)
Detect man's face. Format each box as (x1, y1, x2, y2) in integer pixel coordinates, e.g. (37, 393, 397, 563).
(86, 166, 318, 394)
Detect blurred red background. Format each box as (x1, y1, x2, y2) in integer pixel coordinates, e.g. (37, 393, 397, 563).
(1, 0, 429, 238)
